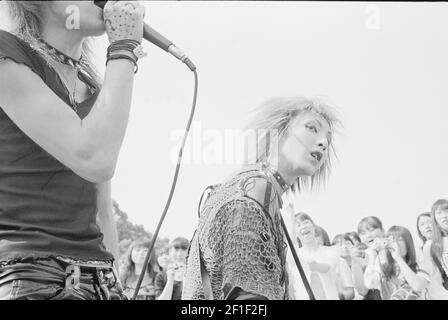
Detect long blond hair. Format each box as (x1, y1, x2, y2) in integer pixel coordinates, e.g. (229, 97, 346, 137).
(2, 1, 102, 84)
(246, 96, 341, 191)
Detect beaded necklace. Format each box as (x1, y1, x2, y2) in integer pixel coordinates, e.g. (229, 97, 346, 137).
(38, 40, 96, 112)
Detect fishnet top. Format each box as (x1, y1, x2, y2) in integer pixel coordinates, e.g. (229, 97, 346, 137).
(183, 165, 288, 300)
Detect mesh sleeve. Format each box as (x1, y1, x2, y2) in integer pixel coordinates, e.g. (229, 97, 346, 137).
(217, 198, 285, 300)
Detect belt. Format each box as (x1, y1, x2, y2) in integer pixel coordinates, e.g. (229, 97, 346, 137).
(0, 257, 116, 288)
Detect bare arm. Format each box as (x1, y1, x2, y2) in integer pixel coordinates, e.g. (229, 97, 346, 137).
(0, 2, 145, 183)
(364, 249, 381, 289)
(156, 265, 176, 300)
(157, 282, 175, 300)
(0, 57, 134, 182)
(389, 242, 429, 292)
(350, 258, 369, 297)
(336, 257, 355, 300)
(395, 257, 429, 292)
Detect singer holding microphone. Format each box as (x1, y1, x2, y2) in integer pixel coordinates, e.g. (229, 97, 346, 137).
(0, 1, 145, 299)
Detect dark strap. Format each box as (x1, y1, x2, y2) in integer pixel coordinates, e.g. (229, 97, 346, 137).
(243, 172, 314, 299)
(260, 171, 314, 300)
(197, 185, 219, 218)
(196, 184, 218, 300)
(263, 181, 272, 211)
(198, 241, 213, 300)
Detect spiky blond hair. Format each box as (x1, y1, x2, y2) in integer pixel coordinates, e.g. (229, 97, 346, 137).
(246, 96, 341, 191)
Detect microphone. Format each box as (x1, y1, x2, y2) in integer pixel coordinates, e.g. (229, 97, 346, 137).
(94, 1, 196, 71)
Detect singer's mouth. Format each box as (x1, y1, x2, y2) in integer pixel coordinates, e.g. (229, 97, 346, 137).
(310, 151, 323, 162)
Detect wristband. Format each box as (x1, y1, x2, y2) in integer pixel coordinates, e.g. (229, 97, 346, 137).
(106, 54, 138, 74)
(107, 39, 146, 60)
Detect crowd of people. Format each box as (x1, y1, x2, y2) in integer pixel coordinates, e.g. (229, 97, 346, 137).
(116, 198, 448, 301)
(0, 1, 445, 301)
(117, 236, 190, 300)
(287, 198, 448, 300)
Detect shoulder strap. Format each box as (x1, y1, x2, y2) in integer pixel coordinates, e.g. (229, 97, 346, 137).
(195, 185, 217, 300)
(197, 184, 220, 218)
(0, 30, 46, 81)
(263, 180, 273, 212)
(198, 240, 214, 300)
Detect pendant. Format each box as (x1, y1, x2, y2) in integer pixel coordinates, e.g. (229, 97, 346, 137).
(69, 92, 78, 113)
(78, 68, 96, 93)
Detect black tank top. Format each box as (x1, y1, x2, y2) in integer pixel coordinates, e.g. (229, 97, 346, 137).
(0, 30, 113, 263)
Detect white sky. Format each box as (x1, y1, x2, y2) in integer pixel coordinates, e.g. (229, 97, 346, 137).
(110, 1, 448, 245)
(2, 2, 447, 245)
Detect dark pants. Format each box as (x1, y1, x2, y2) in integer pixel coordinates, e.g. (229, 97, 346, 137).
(0, 258, 126, 300)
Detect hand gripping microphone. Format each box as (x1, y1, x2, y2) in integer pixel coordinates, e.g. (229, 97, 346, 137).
(94, 1, 196, 71)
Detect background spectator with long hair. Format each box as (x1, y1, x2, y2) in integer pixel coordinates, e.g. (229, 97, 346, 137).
(333, 233, 368, 299)
(119, 237, 161, 300)
(357, 216, 386, 299)
(155, 237, 190, 300)
(416, 212, 432, 261)
(417, 213, 433, 248)
(364, 226, 430, 299)
(421, 199, 448, 299)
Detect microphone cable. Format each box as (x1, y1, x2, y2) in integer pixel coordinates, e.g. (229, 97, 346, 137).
(132, 64, 198, 300)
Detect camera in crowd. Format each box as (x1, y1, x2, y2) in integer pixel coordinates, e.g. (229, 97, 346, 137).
(373, 237, 393, 251)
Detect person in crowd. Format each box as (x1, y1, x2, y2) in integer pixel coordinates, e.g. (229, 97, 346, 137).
(119, 237, 161, 300)
(358, 216, 385, 248)
(417, 212, 432, 250)
(315, 225, 331, 246)
(415, 212, 432, 264)
(421, 199, 448, 299)
(0, 1, 145, 300)
(332, 233, 344, 246)
(332, 233, 369, 299)
(347, 232, 362, 246)
(357, 216, 386, 299)
(364, 226, 430, 299)
(297, 224, 331, 248)
(183, 97, 340, 300)
(155, 237, 190, 300)
(156, 246, 170, 271)
(346, 231, 368, 266)
(292, 213, 354, 300)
